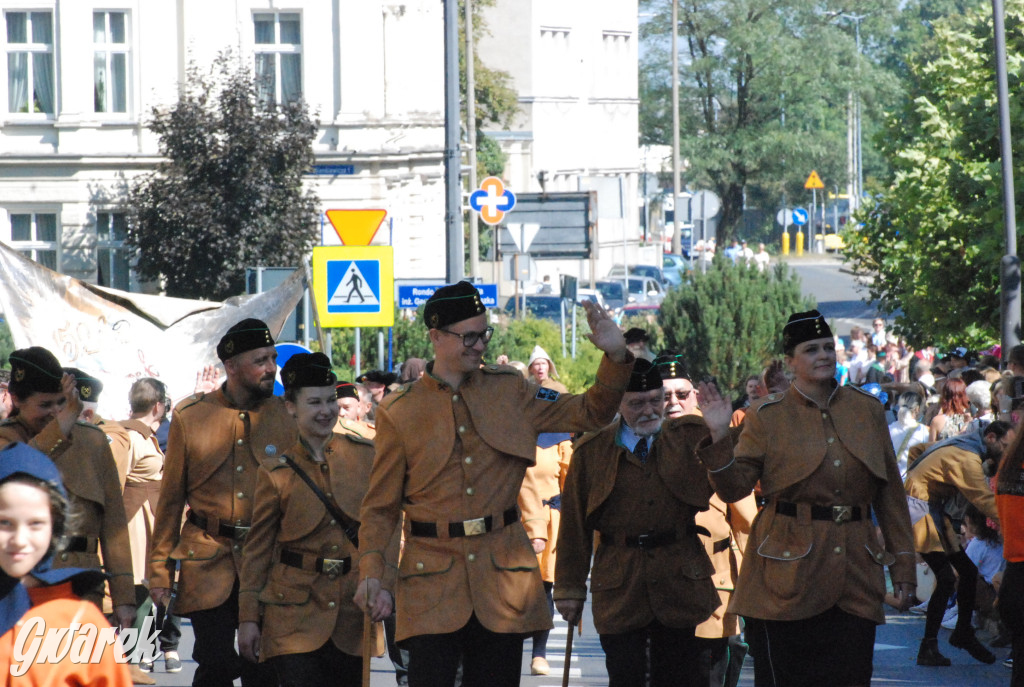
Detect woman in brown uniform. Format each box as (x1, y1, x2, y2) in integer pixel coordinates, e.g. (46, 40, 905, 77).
(238, 352, 395, 685)
(697, 310, 916, 687)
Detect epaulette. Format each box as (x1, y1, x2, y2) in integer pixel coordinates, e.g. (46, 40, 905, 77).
(175, 392, 206, 413)
(380, 384, 410, 409)
(753, 392, 785, 413)
(572, 429, 603, 451)
(341, 432, 374, 447)
(846, 384, 885, 406)
(481, 364, 522, 376)
(75, 421, 105, 434)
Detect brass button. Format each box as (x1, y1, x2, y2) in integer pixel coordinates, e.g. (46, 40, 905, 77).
(188, 550, 195, 558)
(464, 457, 472, 464)
(416, 562, 424, 571)
(876, 552, 884, 560)
(458, 426, 466, 433)
(821, 413, 828, 419)
(60, 553, 68, 561)
(236, 465, 244, 472)
(279, 457, 287, 463)
(237, 492, 245, 498)
(236, 439, 244, 446)
(834, 546, 843, 554)
(239, 413, 246, 419)
(277, 592, 284, 599)
(331, 545, 339, 552)
(453, 395, 459, 402)
(827, 437, 835, 444)
(466, 487, 474, 495)
(233, 544, 241, 552)
(330, 519, 337, 525)
(782, 551, 791, 558)
(328, 601, 336, 608)
(467, 553, 476, 562)
(326, 492, 333, 499)
(833, 459, 841, 467)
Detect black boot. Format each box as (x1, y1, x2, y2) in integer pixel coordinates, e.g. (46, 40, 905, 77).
(950, 626, 997, 664)
(917, 638, 951, 666)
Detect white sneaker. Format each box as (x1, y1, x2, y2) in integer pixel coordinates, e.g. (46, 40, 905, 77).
(941, 607, 959, 630)
(909, 600, 929, 615)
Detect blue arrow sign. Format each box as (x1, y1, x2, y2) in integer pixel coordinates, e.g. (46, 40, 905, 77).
(792, 208, 809, 226)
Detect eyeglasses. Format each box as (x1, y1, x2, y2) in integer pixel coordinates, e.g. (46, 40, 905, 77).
(665, 389, 693, 401)
(438, 326, 494, 348)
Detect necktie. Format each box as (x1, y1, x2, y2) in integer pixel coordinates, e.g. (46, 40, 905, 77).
(634, 437, 648, 463)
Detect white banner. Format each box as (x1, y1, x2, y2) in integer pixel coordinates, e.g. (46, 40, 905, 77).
(0, 242, 305, 419)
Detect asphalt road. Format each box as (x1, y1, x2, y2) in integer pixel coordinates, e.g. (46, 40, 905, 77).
(782, 254, 889, 337)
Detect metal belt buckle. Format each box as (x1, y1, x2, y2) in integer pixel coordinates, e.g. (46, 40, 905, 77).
(233, 526, 251, 540)
(636, 533, 651, 549)
(321, 558, 346, 576)
(463, 517, 487, 536)
(832, 506, 852, 524)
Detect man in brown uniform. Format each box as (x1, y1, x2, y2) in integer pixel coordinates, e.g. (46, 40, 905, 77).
(148, 319, 297, 687)
(355, 280, 633, 687)
(555, 359, 733, 687)
(0, 349, 135, 628)
(654, 353, 756, 687)
(67, 368, 133, 488)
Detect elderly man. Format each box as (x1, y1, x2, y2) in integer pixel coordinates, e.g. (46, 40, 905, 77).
(555, 358, 734, 687)
(335, 380, 376, 439)
(654, 355, 757, 687)
(356, 280, 633, 687)
(658, 353, 700, 417)
(149, 319, 297, 687)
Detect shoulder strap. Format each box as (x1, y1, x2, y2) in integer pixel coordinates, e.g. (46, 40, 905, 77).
(283, 455, 359, 547)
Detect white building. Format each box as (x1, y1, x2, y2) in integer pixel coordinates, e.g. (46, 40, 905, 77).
(0, 0, 446, 292)
(475, 0, 646, 290)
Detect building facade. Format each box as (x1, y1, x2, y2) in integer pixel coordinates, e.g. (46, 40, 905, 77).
(476, 0, 646, 289)
(0, 0, 446, 292)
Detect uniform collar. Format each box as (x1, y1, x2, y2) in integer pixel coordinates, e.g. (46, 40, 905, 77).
(616, 420, 658, 453)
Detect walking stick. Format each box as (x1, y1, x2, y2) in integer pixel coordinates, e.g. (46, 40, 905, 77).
(362, 611, 373, 687)
(562, 618, 581, 687)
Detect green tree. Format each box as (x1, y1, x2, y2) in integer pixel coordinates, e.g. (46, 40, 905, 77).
(658, 259, 813, 393)
(0, 317, 12, 368)
(639, 1, 902, 242)
(844, 2, 1024, 348)
(126, 54, 319, 300)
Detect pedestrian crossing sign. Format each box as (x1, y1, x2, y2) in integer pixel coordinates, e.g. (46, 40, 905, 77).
(312, 246, 394, 327)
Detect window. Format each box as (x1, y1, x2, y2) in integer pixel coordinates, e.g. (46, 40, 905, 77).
(9, 212, 58, 270)
(93, 11, 128, 114)
(5, 11, 54, 114)
(253, 12, 301, 106)
(96, 212, 130, 290)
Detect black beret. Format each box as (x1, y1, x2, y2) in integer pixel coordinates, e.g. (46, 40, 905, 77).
(623, 328, 650, 345)
(217, 318, 275, 362)
(423, 281, 486, 329)
(335, 381, 359, 400)
(653, 353, 689, 380)
(626, 358, 663, 393)
(357, 370, 398, 386)
(782, 309, 833, 352)
(281, 353, 336, 392)
(8, 347, 63, 396)
(64, 367, 103, 402)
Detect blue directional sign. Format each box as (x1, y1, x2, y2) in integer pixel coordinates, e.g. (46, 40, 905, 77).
(397, 284, 498, 310)
(792, 208, 809, 226)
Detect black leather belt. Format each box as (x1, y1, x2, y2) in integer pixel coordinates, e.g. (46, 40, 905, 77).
(713, 537, 731, 554)
(280, 549, 351, 576)
(600, 524, 711, 550)
(775, 501, 864, 524)
(187, 510, 251, 540)
(409, 506, 519, 538)
(64, 536, 98, 554)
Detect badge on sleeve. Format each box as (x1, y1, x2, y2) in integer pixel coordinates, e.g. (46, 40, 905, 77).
(535, 387, 560, 402)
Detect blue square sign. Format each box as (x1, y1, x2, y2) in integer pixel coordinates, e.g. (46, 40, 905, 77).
(326, 260, 381, 314)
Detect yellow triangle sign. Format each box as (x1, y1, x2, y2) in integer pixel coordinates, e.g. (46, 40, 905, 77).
(804, 170, 825, 190)
(325, 209, 387, 246)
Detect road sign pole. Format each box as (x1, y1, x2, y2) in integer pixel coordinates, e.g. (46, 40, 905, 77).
(354, 328, 361, 377)
(443, 0, 464, 283)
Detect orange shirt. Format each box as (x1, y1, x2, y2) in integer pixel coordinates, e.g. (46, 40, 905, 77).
(0, 582, 132, 686)
(996, 492, 1024, 563)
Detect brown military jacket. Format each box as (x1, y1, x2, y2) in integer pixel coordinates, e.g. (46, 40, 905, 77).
(0, 417, 135, 607)
(95, 417, 132, 489)
(694, 493, 757, 639)
(699, 384, 916, 624)
(148, 388, 297, 615)
(905, 442, 998, 554)
(555, 415, 727, 634)
(358, 354, 633, 642)
(335, 417, 376, 440)
(239, 433, 397, 660)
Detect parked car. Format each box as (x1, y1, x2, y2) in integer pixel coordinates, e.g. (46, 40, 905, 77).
(606, 264, 668, 288)
(596, 277, 664, 311)
(576, 288, 606, 311)
(661, 253, 691, 286)
(503, 294, 570, 322)
(620, 302, 661, 324)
